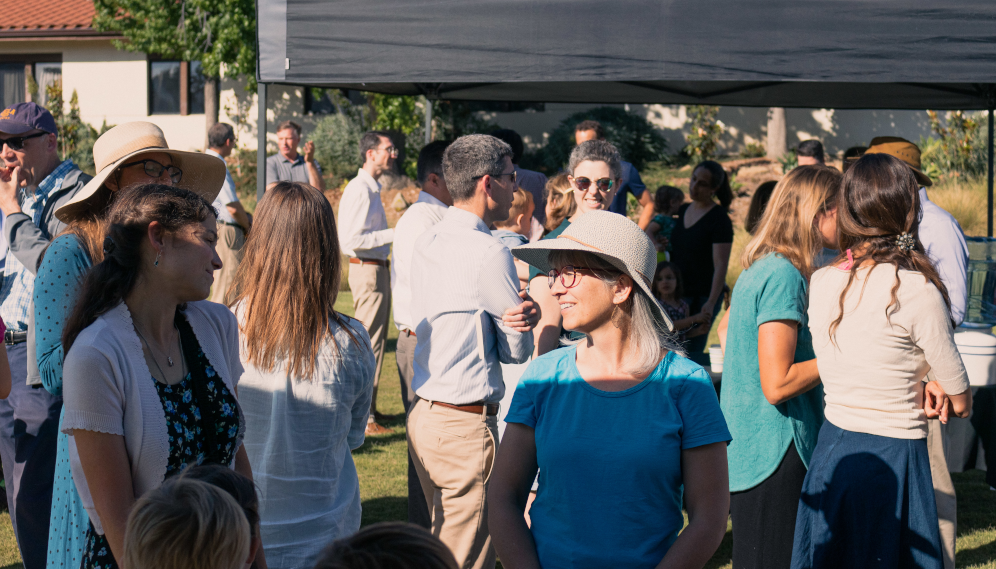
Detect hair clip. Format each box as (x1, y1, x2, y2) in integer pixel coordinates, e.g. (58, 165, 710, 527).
(102, 237, 117, 255)
(896, 232, 915, 252)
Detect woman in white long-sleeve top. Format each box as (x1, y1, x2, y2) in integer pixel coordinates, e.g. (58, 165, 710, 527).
(794, 153, 973, 569)
(227, 181, 375, 569)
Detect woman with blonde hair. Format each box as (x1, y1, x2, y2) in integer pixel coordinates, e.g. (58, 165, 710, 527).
(37, 121, 225, 569)
(229, 181, 375, 569)
(123, 477, 251, 569)
(720, 165, 841, 569)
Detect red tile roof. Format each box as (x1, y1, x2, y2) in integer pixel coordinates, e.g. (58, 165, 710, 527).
(1, 0, 95, 32)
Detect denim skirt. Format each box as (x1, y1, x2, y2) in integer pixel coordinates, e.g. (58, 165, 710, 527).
(791, 421, 942, 569)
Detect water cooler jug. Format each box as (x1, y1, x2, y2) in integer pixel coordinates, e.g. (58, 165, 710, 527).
(958, 237, 996, 386)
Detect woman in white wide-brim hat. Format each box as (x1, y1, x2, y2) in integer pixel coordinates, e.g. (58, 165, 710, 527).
(39, 121, 225, 569)
(489, 210, 732, 569)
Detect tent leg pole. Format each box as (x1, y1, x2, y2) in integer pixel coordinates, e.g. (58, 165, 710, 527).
(424, 96, 433, 145)
(257, 83, 268, 202)
(988, 106, 994, 237)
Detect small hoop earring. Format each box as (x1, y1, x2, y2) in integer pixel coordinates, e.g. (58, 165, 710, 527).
(154, 251, 161, 267)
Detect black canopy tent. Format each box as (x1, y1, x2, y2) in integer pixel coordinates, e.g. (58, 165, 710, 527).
(255, 0, 996, 234)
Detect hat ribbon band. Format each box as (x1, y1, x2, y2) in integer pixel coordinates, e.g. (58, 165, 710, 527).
(95, 136, 170, 172)
(555, 235, 651, 285)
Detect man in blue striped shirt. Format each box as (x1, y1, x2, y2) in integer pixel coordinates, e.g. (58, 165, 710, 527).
(408, 134, 537, 569)
(0, 102, 90, 568)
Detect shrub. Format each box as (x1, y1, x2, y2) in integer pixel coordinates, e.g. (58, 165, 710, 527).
(740, 141, 766, 159)
(531, 106, 669, 173)
(685, 105, 723, 160)
(45, 80, 112, 175)
(920, 110, 989, 180)
(310, 113, 364, 186)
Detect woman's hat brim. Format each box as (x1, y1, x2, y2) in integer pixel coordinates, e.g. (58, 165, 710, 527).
(513, 237, 674, 331)
(55, 147, 227, 223)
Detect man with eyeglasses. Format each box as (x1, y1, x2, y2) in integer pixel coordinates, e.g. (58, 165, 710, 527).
(338, 131, 398, 435)
(0, 101, 91, 569)
(407, 134, 537, 569)
(265, 120, 326, 191)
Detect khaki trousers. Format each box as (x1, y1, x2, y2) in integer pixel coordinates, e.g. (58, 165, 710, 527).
(210, 223, 246, 304)
(397, 331, 431, 529)
(928, 419, 956, 569)
(348, 263, 390, 416)
(408, 398, 498, 569)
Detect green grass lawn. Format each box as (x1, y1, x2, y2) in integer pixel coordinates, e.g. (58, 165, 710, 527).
(0, 291, 992, 568)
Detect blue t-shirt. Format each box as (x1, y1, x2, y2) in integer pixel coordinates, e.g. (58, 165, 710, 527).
(720, 253, 824, 492)
(505, 347, 731, 569)
(608, 160, 647, 215)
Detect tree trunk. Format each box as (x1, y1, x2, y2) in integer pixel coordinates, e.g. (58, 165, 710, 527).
(766, 107, 787, 159)
(204, 76, 220, 148)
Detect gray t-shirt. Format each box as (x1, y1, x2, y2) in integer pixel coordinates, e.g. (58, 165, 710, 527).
(265, 153, 322, 184)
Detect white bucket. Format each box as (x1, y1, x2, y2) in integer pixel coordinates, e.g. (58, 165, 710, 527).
(954, 329, 996, 387)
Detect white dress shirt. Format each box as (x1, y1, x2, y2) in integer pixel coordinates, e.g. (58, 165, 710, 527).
(337, 168, 394, 260)
(390, 191, 449, 332)
(206, 149, 239, 224)
(919, 187, 969, 325)
(411, 207, 534, 405)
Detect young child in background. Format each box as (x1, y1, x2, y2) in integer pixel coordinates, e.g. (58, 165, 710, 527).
(181, 465, 262, 569)
(492, 187, 535, 290)
(652, 262, 709, 346)
(645, 185, 685, 262)
(313, 522, 458, 569)
(123, 477, 251, 569)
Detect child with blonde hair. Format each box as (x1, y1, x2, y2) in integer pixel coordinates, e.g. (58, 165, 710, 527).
(543, 173, 576, 234)
(123, 477, 251, 569)
(492, 187, 535, 288)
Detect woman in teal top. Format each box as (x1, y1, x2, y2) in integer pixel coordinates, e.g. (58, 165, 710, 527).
(719, 166, 841, 569)
(40, 121, 225, 569)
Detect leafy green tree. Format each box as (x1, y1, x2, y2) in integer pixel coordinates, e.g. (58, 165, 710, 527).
(684, 105, 723, 160)
(532, 106, 669, 174)
(368, 93, 424, 179)
(93, 0, 257, 131)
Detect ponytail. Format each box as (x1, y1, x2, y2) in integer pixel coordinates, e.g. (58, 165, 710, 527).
(695, 160, 733, 209)
(62, 184, 216, 352)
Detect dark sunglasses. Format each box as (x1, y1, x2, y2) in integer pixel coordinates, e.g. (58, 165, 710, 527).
(573, 176, 614, 193)
(547, 265, 619, 289)
(0, 131, 49, 151)
(473, 170, 517, 184)
(120, 159, 183, 184)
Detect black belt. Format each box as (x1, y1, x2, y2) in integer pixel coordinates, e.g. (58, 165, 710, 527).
(4, 330, 26, 345)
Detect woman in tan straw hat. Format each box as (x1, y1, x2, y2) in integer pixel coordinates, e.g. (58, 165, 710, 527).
(490, 210, 732, 569)
(35, 121, 224, 569)
(528, 139, 625, 357)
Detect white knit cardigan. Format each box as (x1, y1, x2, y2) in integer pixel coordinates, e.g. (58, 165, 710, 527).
(62, 300, 245, 534)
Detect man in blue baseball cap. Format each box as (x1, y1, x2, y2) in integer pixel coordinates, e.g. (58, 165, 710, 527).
(0, 101, 91, 569)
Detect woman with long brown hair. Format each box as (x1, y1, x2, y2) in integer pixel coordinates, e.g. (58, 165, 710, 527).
(229, 181, 374, 569)
(794, 153, 972, 568)
(60, 184, 257, 569)
(36, 121, 224, 569)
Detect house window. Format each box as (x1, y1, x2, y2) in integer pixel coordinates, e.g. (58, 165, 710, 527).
(0, 64, 26, 109)
(149, 60, 206, 115)
(34, 62, 62, 109)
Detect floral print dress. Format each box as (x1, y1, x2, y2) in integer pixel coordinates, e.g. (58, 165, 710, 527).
(79, 338, 239, 569)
